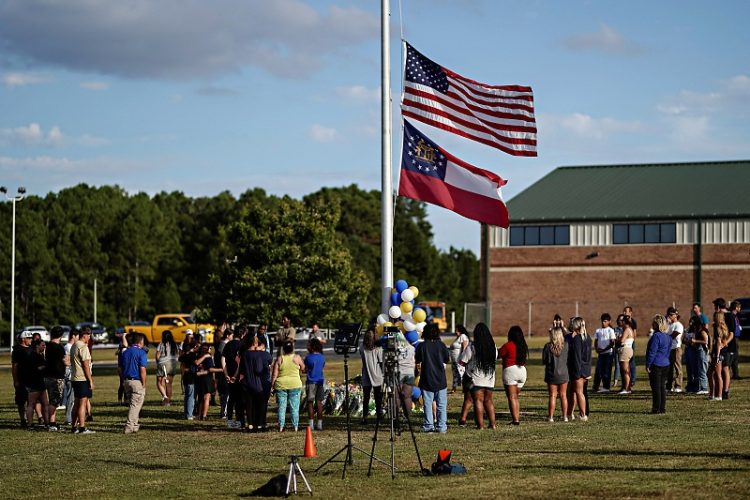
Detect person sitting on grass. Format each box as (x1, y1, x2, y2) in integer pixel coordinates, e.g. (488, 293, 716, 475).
(499, 325, 528, 426)
(304, 338, 326, 431)
(543, 326, 569, 422)
(458, 322, 497, 429)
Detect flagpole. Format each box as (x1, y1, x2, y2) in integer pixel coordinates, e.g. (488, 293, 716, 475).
(380, 0, 393, 314)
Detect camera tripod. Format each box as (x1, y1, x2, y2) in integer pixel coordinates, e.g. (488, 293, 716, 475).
(315, 349, 390, 479)
(367, 361, 427, 478)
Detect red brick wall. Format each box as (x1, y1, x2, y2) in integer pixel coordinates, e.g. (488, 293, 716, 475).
(488, 243, 750, 336)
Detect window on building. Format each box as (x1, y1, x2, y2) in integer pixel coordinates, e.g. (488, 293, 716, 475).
(510, 225, 570, 246)
(613, 222, 676, 244)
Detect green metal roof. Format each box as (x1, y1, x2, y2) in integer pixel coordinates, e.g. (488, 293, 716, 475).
(507, 160, 750, 223)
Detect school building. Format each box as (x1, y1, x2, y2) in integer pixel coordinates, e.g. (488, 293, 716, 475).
(482, 160, 750, 335)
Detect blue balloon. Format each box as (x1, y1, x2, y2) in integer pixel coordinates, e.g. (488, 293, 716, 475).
(411, 387, 421, 401)
(395, 279, 409, 293)
(405, 330, 419, 345)
(391, 292, 402, 306)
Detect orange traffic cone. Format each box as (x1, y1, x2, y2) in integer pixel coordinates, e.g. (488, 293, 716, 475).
(303, 426, 317, 458)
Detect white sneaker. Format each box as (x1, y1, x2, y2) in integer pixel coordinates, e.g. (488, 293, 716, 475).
(618, 390, 630, 395)
(547, 417, 554, 422)
(697, 390, 709, 395)
(579, 415, 588, 422)
(316, 421, 323, 431)
(673, 388, 682, 393)
(563, 417, 569, 422)
(596, 388, 607, 393)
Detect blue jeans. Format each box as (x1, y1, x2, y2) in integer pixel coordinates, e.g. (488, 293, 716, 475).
(276, 388, 301, 430)
(696, 348, 709, 392)
(685, 347, 697, 392)
(594, 352, 614, 390)
(63, 376, 75, 423)
(421, 388, 447, 433)
(184, 383, 196, 418)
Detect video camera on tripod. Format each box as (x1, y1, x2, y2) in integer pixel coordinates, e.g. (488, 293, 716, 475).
(380, 326, 400, 376)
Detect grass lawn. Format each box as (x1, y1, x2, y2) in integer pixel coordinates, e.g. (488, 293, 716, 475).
(1, 339, 749, 499)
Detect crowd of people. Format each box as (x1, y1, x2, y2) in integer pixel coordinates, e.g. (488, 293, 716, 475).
(9, 298, 742, 434)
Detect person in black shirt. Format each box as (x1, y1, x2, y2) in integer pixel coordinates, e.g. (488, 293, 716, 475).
(179, 341, 200, 420)
(44, 326, 67, 431)
(26, 340, 50, 430)
(415, 324, 450, 433)
(11, 332, 33, 428)
(222, 326, 246, 430)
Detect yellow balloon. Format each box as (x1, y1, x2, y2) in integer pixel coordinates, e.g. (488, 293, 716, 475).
(409, 286, 419, 298)
(383, 321, 393, 328)
(376, 324, 384, 335)
(400, 301, 413, 314)
(412, 308, 426, 323)
(395, 321, 404, 331)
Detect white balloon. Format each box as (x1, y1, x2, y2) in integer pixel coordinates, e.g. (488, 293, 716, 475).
(400, 289, 414, 302)
(403, 320, 416, 331)
(401, 313, 413, 323)
(376, 314, 388, 325)
(416, 321, 427, 333)
(388, 305, 402, 319)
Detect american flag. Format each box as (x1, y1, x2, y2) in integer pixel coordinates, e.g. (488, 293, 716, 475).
(401, 42, 537, 157)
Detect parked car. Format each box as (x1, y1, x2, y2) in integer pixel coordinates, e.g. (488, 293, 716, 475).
(735, 297, 750, 338)
(74, 322, 109, 344)
(21, 325, 50, 342)
(125, 314, 215, 344)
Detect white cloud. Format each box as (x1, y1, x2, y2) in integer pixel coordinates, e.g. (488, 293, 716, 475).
(309, 124, 337, 143)
(80, 81, 110, 90)
(658, 74, 750, 117)
(540, 113, 643, 140)
(0, 123, 109, 147)
(563, 23, 643, 55)
(336, 85, 380, 102)
(0, 0, 379, 80)
(1, 71, 49, 87)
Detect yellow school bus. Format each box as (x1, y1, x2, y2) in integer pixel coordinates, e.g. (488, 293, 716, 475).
(417, 301, 447, 332)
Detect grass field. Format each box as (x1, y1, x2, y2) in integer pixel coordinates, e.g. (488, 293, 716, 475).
(1, 339, 749, 499)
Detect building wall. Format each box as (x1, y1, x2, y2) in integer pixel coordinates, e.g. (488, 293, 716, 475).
(487, 242, 750, 336)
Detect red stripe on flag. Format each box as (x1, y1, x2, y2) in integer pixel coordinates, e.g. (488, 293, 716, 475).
(398, 169, 509, 228)
(402, 110, 538, 157)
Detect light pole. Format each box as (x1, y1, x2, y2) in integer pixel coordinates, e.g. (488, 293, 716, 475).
(1, 186, 25, 350)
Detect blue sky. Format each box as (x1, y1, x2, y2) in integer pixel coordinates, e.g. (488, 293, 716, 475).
(1, 0, 748, 254)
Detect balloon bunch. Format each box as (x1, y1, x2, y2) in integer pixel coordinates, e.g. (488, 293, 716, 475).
(375, 278, 428, 346)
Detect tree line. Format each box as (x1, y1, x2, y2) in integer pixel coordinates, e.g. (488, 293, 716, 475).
(0, 183, 479, 342)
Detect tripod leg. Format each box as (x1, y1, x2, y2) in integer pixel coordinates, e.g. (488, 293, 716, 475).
(286, 461, 295, 496)
(399, 389, 426, 472)
(367, 412, 382, 476)
(295, 462, 313, 495)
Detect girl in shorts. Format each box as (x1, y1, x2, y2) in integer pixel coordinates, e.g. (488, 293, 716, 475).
(458, 323, 497, 429)
(498, 325, 528, 425)
(195, 344, 222, 420)
(156, 330, 178, 406)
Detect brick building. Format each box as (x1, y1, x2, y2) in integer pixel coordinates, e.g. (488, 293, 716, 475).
(483, 160, 750, 336)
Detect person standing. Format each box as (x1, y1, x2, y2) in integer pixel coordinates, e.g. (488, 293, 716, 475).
(44, 326, 67, 431)
(498, 325, 528, 426)
(11, 331, 33, 428)
(666, 307, 684, 393)
(156, 330, 178, 406)
(449, 325, 470, 394)
(222, 326, 245, 429)
(26, 339, 50, 430)
(179, 341, 200, 420)
(309, 323, 326, 344)
(360, 328, 384, 424)
(691, 303, 710, 327)
(304, 338, 326, 430)
(710, 298, 734, 401)
(543, 326, 569, 422)
(728, 300, 742, 380)
(119, 332, 148, 434)
(617, 316, 636, 394)
(684, 316, 709, 394)
(645, 314, 671, 414)
(70, 328, 95, 434)
(415, 323, 450, 433)
(277, 316, 296, 343)
(63, 329, 79, 425)
(566, 317, 592, 421)
(271, 339, 305, 432)
(623, 306, 638, 387)
(593, 313, 616, 392)
(237, 334, 273, 432)
(458, 323, 497, 429)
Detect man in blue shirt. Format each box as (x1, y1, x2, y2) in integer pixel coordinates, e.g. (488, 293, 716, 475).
(119, 332, 148, 434)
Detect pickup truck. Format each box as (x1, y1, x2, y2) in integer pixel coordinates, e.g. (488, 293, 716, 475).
(124, 314, 215, 344)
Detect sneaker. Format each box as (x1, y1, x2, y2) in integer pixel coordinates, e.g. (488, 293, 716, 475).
(618, 390, 630, 395)
(547, 417, 554, 422)
(57, 405, 66, 410)
(673, 388, 682, 393)
(187, 416, 195, 421)
(563, 417, 569, 422)
(316, 421, 323, 431)
(697, 390, 709, 395)
(596, 388, 608, 393)
(579, 415, 588, 422)
(78, 428, 96, 435)
(48, 425, 59, 432)
(722, 391, 729, 400)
